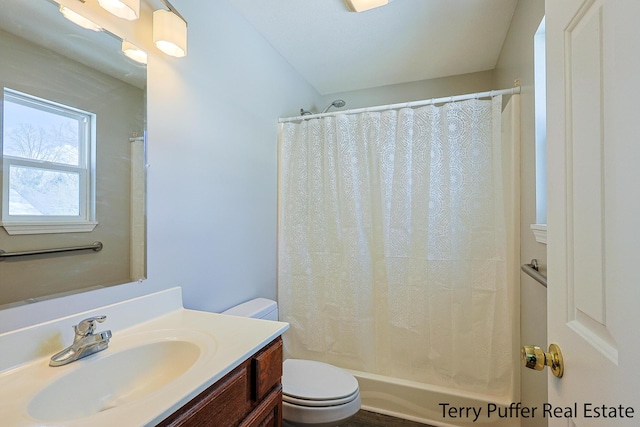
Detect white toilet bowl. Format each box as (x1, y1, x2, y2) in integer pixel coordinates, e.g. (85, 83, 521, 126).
(282, 359, 360, 427)
(222, 299, 361, 427)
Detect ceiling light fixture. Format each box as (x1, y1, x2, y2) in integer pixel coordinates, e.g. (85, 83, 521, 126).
(153, 0, 187, 58)
(59, 6, 103, 32)
(122, 40, 148, 64)
(344, 0, 389, 12)
(98, 0, 140, 21)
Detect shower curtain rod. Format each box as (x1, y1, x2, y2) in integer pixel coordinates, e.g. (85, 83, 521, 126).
(278, 86, 521, 123)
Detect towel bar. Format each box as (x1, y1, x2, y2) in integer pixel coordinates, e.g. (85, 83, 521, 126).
(521, 259, 547, 288)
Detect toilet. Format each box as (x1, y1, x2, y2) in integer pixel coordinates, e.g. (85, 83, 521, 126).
(222, 298, 361, 427)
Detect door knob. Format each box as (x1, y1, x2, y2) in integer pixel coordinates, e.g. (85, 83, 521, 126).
(521, 344, 564, 378)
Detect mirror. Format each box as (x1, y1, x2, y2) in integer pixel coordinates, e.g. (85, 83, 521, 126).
(0, 0, 147, 307)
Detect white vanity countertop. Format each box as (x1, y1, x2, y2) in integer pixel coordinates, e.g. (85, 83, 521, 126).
(0, 287, 289, 426)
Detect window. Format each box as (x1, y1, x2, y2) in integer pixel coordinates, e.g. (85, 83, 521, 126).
(1, 88, 96, 234)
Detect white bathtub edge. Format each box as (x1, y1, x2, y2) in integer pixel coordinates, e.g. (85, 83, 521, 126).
(347, 369, 521, 427)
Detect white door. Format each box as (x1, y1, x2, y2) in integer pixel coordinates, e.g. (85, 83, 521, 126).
(546, 0, 640, 425)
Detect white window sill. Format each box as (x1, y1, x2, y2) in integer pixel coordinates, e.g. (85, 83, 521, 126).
(530, 224, 547, 245)
(1, 221, 98, 235)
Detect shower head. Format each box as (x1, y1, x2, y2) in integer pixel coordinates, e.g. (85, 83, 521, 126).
(321, 99, 347, 113)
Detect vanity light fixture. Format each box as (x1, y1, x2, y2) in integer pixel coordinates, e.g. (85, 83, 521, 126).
(122, 40, 147, 64)
(59, 6, 103, 31)
(98, 0, 140, 21)
(153, 0, 187, 58)
(344, 0, 389, 12)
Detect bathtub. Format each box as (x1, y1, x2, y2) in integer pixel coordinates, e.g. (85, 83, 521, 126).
(347, 369, 521, 427)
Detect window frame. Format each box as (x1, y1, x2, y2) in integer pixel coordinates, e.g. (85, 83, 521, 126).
(1, 88, 97, 235)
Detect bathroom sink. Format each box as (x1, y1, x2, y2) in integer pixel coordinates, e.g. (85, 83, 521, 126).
(28, 339, 201, 422)
(0, 289, 288, 427)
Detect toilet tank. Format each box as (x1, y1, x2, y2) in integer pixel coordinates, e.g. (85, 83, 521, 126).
(222, 298, 278, 321)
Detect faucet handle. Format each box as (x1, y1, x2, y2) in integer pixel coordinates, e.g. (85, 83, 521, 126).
(74, 315, 107, 337)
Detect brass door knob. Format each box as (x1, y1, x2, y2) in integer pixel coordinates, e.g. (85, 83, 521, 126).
(521, 344, 564, 378)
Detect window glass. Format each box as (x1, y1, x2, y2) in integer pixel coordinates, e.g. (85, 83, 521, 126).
(8, 166, 80, 216)
(3, 99, 81, 166)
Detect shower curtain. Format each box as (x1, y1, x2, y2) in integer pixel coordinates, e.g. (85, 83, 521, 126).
(278, 96, 514, 395)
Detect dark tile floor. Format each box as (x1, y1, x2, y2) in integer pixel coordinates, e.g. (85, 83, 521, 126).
(342, 410, 435, 427)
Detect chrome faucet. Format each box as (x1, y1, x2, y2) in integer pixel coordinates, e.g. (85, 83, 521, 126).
(49, 315, 112, 367)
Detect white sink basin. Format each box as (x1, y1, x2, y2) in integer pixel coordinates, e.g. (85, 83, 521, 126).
(28, 339, 202, 421)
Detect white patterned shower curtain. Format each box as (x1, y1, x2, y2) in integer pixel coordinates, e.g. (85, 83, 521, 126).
(277, 96, 516, 396)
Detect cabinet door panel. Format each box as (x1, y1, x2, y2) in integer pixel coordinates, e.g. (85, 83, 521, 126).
(252, 337, 283, 401)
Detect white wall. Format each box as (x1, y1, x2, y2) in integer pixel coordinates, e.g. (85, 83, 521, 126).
(494, 1, 548, 426)
(144, 0, 320, 313)
(318, 70, 495, 112)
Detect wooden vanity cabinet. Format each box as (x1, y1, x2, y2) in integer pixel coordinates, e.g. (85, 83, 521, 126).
(158, 336, 283, 427)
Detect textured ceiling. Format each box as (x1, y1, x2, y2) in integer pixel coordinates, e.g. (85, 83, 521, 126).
(229, 0, 518, 95)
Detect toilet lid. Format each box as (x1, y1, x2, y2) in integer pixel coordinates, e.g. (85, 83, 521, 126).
(282, 390, 359, 407)
(282, 359, 359, 402)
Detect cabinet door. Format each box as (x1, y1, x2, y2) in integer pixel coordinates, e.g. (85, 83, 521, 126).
(158, 365, 251, 427)
(252, 337, 283, 401)
(240, 387, 282, 427)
